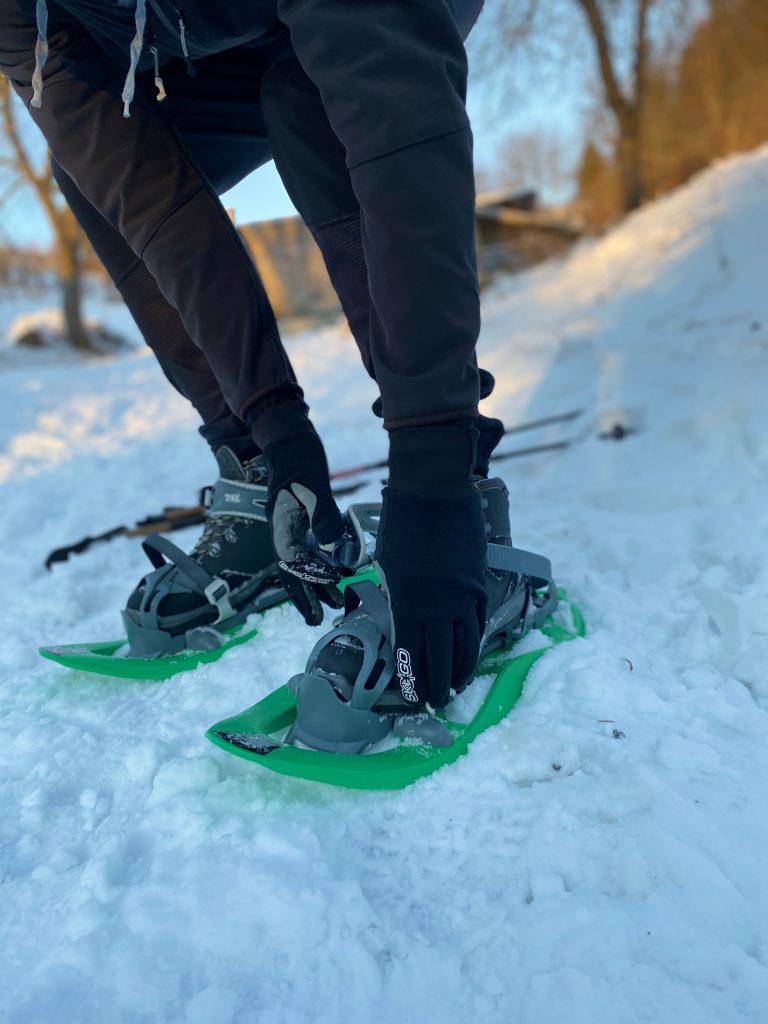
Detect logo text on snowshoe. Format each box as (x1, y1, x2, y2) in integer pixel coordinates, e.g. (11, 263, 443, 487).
(396, 648, 419, 703)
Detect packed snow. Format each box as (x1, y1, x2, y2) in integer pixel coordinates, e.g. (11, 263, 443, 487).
(1, 148, 767, 1023)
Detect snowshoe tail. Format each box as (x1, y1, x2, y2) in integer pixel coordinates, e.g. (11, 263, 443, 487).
(38, 605, 277, 681)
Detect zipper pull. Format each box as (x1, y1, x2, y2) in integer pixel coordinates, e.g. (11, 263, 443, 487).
(150, 45, 167, 102)
(177, 15, 197, 77)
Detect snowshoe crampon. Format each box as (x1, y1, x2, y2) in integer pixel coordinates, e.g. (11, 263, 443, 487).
(206, 565, 585, 790)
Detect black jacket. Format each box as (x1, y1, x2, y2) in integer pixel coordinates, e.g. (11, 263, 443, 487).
(18, 0, 287, 75)
(1, 0, 484, 435)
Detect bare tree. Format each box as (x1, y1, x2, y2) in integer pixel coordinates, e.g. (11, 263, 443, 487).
(0, 75, 95, 350)
(572, 0, 652, 210)
(473, 0, 692, 213)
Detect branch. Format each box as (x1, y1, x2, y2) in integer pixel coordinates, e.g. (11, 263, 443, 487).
(471, 0, 543, 84)
(0, 176, 26, 209)
(501, 0, 540, 47)
(573, 0, 631, 124)
(0, 77, 44, 187)
(0, 78, 73, 249)
(634, 0, 653, 115)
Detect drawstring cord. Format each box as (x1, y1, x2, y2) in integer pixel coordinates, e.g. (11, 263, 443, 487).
(31, 0, 195, 114)
(31, 0, 49, 109)
(122, 0, 147, 118)
(174, 4, 197, 78)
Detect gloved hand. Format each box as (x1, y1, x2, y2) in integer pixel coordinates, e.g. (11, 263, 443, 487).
(374, 487, 488, 709)
(262, 431, 348, 625)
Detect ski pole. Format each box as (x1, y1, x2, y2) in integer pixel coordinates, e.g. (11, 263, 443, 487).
(330, 407, 582, 480)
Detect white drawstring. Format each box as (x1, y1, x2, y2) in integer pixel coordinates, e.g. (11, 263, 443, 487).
(121, 0, 147, 118)
(31, 0, 49, 109)
(31, 0, 188, 114)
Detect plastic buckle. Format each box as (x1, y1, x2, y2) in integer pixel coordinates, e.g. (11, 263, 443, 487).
(204, 578, 230, 608)
(203, 577, 236, 624)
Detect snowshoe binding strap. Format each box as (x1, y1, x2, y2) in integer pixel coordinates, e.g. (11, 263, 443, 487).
(486, 543, 552, 589)
(481, 544, 558, 654)
(288, 543, 559, 754)
(302, 502, 382, 578)
(122, 535, 282, 658)
(345, 503, 382, 565)
(141, 535, 237, 622)
(285, 582, 396, 753)
(284, 578, 455, 753)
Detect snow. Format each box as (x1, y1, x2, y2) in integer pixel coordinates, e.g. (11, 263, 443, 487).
(2, 147, 768, 1022)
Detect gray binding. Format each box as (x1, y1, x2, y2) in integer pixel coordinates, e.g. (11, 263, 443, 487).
(486, 543, 552, 589)
(343, 580, 392, 641)
(122, 538, 282, 657)
(122, 449, 283, 657)
(289, 501, 560, 753)
(345, 503, 382, 567)
(286, 591, 395, 753)
(142, 535, 237, 623)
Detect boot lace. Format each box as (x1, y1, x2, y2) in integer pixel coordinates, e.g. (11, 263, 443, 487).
(192, 515, 252, 561)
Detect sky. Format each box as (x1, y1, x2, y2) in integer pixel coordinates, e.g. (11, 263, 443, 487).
(221, 80, 587, 225)
(1, 24, 590, 249)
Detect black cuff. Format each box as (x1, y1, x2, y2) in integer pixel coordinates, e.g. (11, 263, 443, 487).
(247, 399, 315, 450)
(388, 421, 478, 494)
(479, 368, 495, 401)
(199, 417, 259, 458)
(475, 414, 505, 478)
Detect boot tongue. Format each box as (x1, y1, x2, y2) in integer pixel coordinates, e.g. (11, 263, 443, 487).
(214, 446, 247, 482)
(215, 446, 266, 484)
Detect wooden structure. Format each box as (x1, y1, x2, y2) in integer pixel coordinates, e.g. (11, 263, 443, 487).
(238, 218, 339, 321)
(474, 188, 581, 283)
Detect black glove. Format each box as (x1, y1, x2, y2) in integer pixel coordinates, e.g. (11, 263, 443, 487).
(374, 487, 488, 709)
(262, 431, 348, 626)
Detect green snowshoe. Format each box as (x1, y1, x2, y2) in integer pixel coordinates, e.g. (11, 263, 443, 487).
(39, 464, 377, 681)
(40, 447, 287, 679)
(207, 479, 584, 789)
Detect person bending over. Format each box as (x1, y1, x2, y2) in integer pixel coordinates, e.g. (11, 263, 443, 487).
(0, 0, 506, 708)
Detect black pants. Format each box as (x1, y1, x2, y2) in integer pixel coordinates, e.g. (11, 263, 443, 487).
(52, 44, 364, 452)
(55, 0, 484, 452)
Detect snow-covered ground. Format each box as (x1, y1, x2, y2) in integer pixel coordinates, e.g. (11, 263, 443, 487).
(1, 148, 767, 1023)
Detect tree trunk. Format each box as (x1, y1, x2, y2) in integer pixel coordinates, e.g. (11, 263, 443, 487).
(1, 78, 99, 351)
(59, 240, 95, 352)
(574, 0, 650, 213)
(617, 112, 646, 211)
